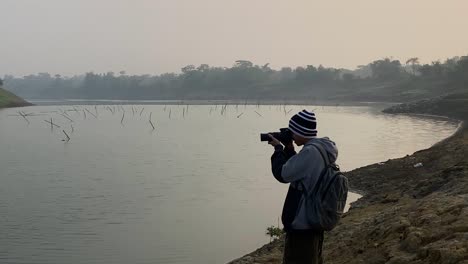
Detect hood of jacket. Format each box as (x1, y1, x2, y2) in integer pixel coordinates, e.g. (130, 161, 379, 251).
(304, 137, 338, 164)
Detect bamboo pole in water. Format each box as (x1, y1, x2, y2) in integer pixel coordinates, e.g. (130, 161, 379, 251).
(44, 118, 60, 129)
(149, 112, 155, 130)
(17, 111, 30, 124)
(60, 113, 74, 122)
(85, 108, 97, 118)
(62, 130, 71, 142)
(107, 106, 114, 115)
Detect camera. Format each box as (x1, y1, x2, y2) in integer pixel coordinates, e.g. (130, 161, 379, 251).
(260, 128, 293, 144)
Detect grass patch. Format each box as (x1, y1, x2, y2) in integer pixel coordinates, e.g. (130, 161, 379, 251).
(0, 87, 31, 108)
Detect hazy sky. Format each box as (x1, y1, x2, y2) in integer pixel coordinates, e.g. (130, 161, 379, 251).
(1, 0, 468, 76)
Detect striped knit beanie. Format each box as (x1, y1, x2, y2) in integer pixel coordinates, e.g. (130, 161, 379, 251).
(288, 109, 317, 138)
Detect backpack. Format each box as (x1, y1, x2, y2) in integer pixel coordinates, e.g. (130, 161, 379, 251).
(299, 143, 349, 231)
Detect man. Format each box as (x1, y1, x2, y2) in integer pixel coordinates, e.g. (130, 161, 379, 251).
(268, 109, 338, 264)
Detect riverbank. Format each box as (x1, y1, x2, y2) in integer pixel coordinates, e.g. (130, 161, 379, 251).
(26, 98, 396, 107)
(0, 87, 33, 108)
(228, 93, 468, 264)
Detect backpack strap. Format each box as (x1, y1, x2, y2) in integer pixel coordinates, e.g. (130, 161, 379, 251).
(300, 143, 330, 197)
(311, 143, 330, 166)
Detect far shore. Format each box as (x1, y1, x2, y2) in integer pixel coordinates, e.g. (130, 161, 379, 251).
(24, 98, 398, 108)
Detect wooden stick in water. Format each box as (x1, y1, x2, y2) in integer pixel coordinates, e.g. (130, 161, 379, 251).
(85, 108, 97, 118)
(63, 130, 71, 141)
(17, 111, 30, 124)
(60, 113, 74, 122)
(44, 118, 60, 128)
(149, 112, 155, 130)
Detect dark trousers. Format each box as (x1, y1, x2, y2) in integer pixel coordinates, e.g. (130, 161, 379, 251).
(283, 231, 324, 264)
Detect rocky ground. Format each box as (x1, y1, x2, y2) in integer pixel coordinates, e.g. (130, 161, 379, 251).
(229, 93, 468, 264)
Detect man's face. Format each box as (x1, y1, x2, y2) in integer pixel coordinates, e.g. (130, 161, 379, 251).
(292, 133, 307, 146)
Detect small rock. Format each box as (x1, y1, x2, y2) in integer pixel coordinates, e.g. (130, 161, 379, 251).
(402, 231, 423, 252)
(413, 163, 423, 168)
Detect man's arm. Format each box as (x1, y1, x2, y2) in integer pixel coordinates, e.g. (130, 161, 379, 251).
(271, 143, 297, 183)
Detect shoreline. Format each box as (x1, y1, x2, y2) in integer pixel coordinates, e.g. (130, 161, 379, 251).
(228, 93, 468, 264)
(24, 98, 398, 108)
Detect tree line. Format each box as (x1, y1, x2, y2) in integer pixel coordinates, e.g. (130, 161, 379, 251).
(2, 56, 468, 102)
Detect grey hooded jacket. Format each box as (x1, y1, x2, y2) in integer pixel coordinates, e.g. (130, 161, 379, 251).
(271, 137, 338, 231)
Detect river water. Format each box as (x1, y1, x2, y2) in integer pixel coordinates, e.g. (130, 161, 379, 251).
(0, 104, 458, 263)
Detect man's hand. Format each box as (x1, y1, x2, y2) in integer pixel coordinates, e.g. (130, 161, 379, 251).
(284, 142, 295, 151)
(268, 134, 282, 147)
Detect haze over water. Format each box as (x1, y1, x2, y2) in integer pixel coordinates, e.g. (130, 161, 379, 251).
(0, 104, 458, 263)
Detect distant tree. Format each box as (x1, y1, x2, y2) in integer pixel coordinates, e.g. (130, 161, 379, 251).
(280, 67, 292, 74)
(369, 58, 403, 80)
(418, 61, 444, 79)
(448, 56, 468, 83)
(38, 72, 51, 78)
(234, 60, 253, 68)
(196, 64, 210, 72)
(405, 57, 419, 75)
(342, 73, 355, 82)
(5, 55, 467, 101)
(0, 78, 3, 86)
(181, 65, 196, 74)
(353, 65, 372, 78)
(261, 63, 272, 73)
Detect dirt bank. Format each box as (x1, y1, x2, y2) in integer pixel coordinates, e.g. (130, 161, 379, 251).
(229, 93, 468, 264)
(0, 87, 33, 108)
